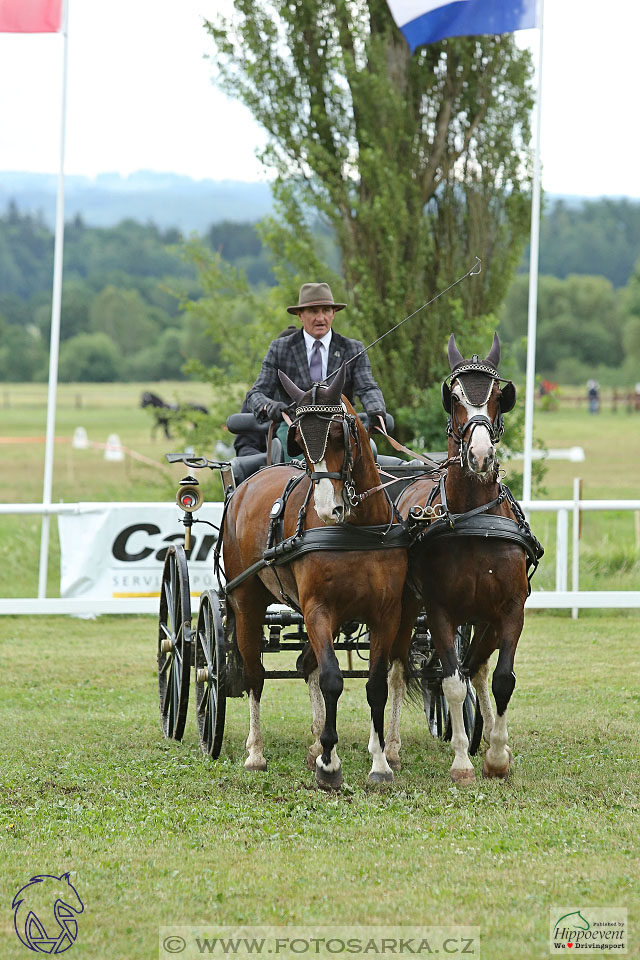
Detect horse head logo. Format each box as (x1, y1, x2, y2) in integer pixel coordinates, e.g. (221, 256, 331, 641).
(12, 873, 84, 954)
(555, 910, 591, 932)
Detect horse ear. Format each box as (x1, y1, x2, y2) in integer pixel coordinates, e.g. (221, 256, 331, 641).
(448, 334, 464, 371)
(499, 381, 516, 412)
(278, 369, 305, 403)
(441, 379, 452, 413)
(324, 362, 346, 402)
(486, 331, 501, 368)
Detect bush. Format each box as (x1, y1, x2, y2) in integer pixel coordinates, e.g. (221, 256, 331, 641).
(58, 332, 120, 381)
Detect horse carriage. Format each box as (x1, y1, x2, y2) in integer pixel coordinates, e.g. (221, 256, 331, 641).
(156, 334, 543, 788)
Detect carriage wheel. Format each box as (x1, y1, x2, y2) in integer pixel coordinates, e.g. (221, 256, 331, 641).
(421, 625, 481, 747)
(466, 685, 484, 756)
(157, 545, 192, 741)
(422, 682, 449, 739)
(194, 590, 227, 758)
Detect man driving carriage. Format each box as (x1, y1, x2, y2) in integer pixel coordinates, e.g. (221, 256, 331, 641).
(242, 283, 388, 455)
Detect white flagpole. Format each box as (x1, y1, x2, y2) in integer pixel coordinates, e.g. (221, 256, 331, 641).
(38, 0, 69, 598)
(522, 0, 545, 505)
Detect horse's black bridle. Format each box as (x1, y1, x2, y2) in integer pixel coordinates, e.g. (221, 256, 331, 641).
(291, 392, 361, 508)
(446, 380, 505, 468)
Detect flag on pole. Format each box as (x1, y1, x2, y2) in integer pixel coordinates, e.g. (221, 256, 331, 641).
(0, 0, 63, 33)
(386, 0, 537, 52)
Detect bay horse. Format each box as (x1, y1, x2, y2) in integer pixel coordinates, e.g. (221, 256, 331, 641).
(386, 333, 541, 784)
(220, 364, 408, 789)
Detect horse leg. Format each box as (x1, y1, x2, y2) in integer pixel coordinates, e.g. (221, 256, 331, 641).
(314, 647, 344, 790)
(431, 610, 475, 785)
(483, 613, 522, 779)
(471, 660, 495, 745)
(367, 652, 393, 783)
(305, 608, 344, 789)
(385, 659, 406, 771)
(385, 585, 420, 771)
(232, 588, 270, 771)
(297, 642, 324, 770)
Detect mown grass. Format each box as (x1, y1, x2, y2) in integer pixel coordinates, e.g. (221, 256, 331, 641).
(1, 386, 639, 957)
(1, 614, 639, 959)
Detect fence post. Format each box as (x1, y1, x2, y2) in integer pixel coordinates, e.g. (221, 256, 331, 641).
(572, 478, 581, 619)
(556, 508, 569, 595)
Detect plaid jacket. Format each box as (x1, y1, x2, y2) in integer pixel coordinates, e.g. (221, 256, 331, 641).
(245, 329, 386, 419)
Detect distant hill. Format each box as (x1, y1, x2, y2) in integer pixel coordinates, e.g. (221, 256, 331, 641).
(0, 171, 274, 231)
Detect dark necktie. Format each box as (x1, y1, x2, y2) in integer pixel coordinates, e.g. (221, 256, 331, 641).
(309, 340, 323, 382)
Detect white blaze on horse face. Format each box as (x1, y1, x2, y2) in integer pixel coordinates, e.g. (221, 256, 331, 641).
(312, 458, 344, 524)
(452, 384, 494, 475)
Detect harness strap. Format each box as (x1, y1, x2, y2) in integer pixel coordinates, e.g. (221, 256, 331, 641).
(223, 522, 411, 595)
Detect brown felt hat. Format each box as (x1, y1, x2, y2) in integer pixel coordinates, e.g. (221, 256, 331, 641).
(287, 282, 346, 315)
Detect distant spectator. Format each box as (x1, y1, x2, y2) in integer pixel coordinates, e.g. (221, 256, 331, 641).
(587, 379, 600, 414)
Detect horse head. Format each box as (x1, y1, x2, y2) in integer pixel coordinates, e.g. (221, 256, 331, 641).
(279, 363, 361, 524)
(12, 873, 84, 953)
(442, 332, 516, 479)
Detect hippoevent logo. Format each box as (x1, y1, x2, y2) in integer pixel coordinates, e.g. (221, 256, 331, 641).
(549, 907, 627, 953)
(12, 873, 84, 954)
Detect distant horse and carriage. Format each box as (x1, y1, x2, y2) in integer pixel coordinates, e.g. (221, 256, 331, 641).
(156, 333, 543, 788)
(140, 391, 209, 440)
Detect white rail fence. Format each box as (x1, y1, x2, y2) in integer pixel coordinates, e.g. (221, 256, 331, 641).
(1, 486, 639, 616)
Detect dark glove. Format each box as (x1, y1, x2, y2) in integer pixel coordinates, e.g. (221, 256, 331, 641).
(263, 400, 290, 423)
(368, 411, 387, 433)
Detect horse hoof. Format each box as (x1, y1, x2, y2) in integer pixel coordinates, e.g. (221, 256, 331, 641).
(450, 767, 475, 786)
(368, 770, 394, 784)
(386, 756, 402, 771)
(315, 766, 343, 791)
(305, 751, 318, 771)
(244, 759, 267, 772)
(482, 758, 510, 779)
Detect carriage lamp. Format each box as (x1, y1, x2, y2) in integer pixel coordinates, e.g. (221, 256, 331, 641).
(177, 475, 204, 551)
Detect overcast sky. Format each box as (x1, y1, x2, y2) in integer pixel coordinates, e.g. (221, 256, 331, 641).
(0, 0, 638, 198)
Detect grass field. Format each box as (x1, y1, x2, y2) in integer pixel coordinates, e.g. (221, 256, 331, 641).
(1, 615, 638, 959)
(1, 383, 639, 958)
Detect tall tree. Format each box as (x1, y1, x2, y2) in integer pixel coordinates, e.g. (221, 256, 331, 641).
(205, 0, 534, 433)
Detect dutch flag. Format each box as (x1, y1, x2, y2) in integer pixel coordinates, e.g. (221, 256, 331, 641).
(387, 0, 538, 52)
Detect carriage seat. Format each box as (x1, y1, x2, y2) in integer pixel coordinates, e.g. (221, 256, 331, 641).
(229, 453, 268, 486)
(228, 437, 287, 488)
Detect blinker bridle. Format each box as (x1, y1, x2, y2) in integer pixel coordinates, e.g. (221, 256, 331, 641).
(291, 385, 361, 509)
(442, 366, 508, 471)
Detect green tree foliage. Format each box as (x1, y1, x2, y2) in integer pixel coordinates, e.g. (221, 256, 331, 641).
(58, 332, 120, 382)
(205, 0, 535, 436)
(500, 274, 624, 378)
(125, 328, 188, 381)
(620, 259, 640, 381)
(88, 285, 159, 353)
(536, 198, 640, 288)
(0, 313, 46, 381)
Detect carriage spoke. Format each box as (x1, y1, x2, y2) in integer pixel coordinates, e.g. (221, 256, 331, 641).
(162, 667, 173, 716)
(159, 653, 172, 677)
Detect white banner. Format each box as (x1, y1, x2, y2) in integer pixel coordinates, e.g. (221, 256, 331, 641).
(58, 503, 224, 602)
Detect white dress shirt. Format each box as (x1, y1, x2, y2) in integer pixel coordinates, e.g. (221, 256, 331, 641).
(303, 329, 332, 381)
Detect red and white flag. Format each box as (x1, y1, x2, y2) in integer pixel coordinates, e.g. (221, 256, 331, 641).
(0, 0, 63, 32)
